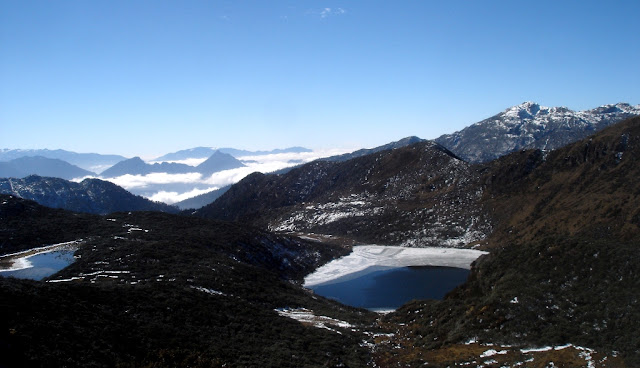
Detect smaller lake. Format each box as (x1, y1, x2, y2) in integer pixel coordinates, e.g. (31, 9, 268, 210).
(0, 250, 76, 281)
(308, 265, 469, 311)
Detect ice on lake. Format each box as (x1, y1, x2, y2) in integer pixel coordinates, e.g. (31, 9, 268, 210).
(304, 245, 487, 311)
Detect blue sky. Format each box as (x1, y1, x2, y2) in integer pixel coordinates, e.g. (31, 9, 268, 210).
(1, 0, 639, 157)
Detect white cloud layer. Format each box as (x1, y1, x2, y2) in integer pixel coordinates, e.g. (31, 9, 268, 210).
(149, 186, 219, 204)
(106, 172, 203, 189)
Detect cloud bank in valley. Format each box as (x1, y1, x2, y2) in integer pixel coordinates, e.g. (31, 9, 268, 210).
(95, 149, 351, 205)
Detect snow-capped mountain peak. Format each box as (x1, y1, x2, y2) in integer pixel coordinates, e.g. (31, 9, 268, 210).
(436, 102, 640, 163)
(503, 101, 547, 120)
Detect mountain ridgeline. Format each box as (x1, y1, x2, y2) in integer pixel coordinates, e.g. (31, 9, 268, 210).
(0, 148, 126, 173)
(100, 151, 245, 178)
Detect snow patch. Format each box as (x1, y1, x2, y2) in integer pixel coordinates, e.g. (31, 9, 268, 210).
(275, 307, 352, 332)
(191, 286, 226, 296)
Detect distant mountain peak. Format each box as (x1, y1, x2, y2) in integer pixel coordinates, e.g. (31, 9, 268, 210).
(154, 146, 312, 161)
(196, 151, 245, 175)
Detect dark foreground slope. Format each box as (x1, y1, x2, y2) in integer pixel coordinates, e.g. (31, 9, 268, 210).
(0, 197, 373, 367)
(0, 175, 177, 215)
(379, 116, 640, 366)
(197, 141, 491, 247)
(0, 194, 116, 255)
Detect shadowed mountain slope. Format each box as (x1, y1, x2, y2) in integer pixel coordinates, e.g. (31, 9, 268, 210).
(196, 141, 491, 247)
(0, 176, 177, 215)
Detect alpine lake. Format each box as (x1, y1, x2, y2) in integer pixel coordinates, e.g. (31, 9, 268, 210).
(304, 245, 487, 312)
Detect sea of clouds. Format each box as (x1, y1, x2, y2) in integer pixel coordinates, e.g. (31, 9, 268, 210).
(82, 149, 352, 205)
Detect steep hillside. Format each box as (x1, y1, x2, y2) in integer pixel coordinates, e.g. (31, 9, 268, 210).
(0, 176, 177, 215)
(480, 115, 640, 245)
(380, 116, 640, 366)
(436, 102, 640, 163)
(197, 141, 491, 248)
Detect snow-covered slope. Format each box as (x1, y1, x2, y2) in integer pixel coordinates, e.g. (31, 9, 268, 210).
(436, 102, 640, 163)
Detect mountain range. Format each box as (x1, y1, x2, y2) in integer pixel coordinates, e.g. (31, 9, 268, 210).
(3, 101, 638, 208)
(435, 101, 640, 163)
(0, 148, 126, 173)
(100, 151, 245, 178)
(154, 146, 312, 161)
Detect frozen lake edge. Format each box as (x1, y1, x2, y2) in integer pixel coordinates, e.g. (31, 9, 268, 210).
(304, 245, 488, 287)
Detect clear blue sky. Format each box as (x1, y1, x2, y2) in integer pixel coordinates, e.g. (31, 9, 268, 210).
(1, 0, 639, 157)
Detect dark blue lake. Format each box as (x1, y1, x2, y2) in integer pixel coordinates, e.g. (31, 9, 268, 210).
(308, 265, 470, 311)
(0, 250, 76, 281)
